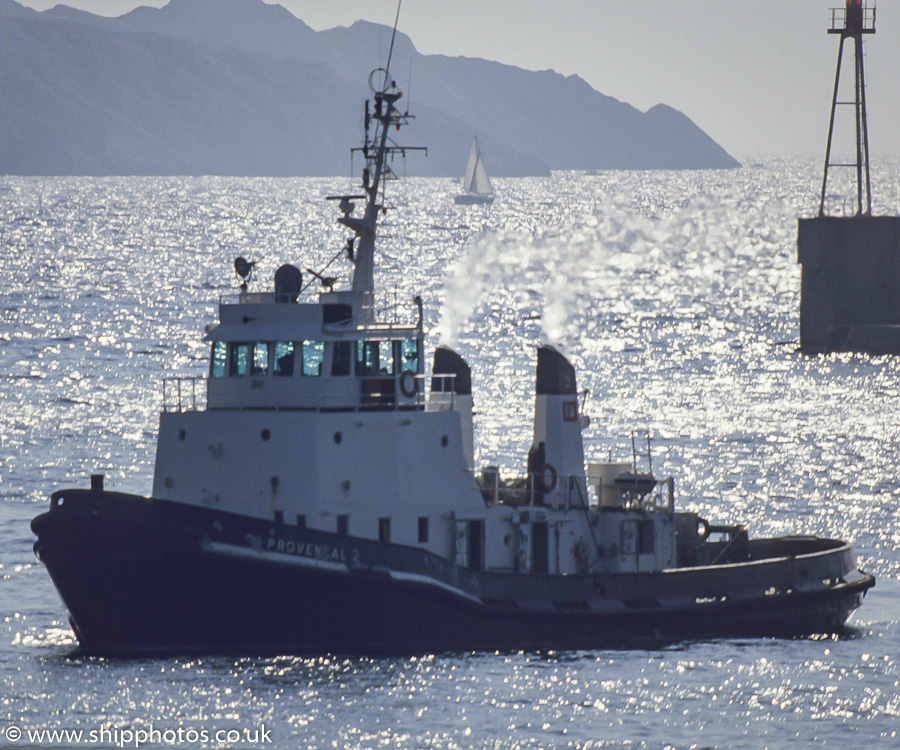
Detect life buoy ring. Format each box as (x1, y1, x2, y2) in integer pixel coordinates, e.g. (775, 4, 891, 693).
(537, 463, 557, 493)
(399, 370, 417, 398)
(697, 518, 710, 543)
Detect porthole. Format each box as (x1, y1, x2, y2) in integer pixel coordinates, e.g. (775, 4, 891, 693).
(261, 428, 271, 441)
(441, 435, 449, 448)
(334, 431, 343, 444)
(178, 428, 186, 441)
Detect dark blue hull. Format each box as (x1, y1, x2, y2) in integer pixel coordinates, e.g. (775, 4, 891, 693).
(32, 489, 874, 656)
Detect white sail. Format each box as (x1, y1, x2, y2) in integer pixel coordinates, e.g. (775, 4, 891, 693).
(471, 149, 493, 195)
(457, 137, 494, 204)
(463, 139, 479, 192)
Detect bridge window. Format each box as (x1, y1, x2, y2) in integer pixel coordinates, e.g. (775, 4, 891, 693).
(639, 519, 655, 554)
(356, 341, 379, 376)
(331, 341, 352, 376)
(354, 340, 396, 376)
(210, 341, 226, 377)
(379, 340, 394, 375)
(274, 342, 294, 376)
(302, 340, 324, 377)
(229, 343, 249, 376)
(398, 339, 418, 373)
(251, 342, 269, 376)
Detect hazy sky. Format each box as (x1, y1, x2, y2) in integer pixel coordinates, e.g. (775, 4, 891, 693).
(17, 0, 900, 158)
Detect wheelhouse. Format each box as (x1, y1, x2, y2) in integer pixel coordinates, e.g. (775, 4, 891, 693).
(201, 288, 424, 411)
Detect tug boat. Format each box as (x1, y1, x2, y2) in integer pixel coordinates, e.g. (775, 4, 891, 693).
(32, 55, 873, 657)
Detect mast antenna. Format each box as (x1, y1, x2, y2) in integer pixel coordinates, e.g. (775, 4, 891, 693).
(384, 0, 402, 84)
(406, 60, 413, 115)
(326, 0, 425, 302)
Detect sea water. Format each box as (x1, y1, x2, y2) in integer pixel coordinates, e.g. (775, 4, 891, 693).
(1, 160, 899, 749)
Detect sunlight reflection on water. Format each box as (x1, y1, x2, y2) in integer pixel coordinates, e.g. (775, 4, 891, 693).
(2, 161, 899, 747)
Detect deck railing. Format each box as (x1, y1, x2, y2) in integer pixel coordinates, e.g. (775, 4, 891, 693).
(828, 4, 875, 33)
(162, 373, 449, 413)
(476, 469, 588, 509)
(426, 373, 457, 411)
(476, 467, 675, 512)
(220, 288, 420, 331)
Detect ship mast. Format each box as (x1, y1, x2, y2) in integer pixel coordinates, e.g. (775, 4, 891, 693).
(330, 2, 426, 308)
(346, 81, 403, 296)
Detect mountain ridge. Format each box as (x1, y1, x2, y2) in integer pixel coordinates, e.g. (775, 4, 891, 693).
(0, 0, 740, 176)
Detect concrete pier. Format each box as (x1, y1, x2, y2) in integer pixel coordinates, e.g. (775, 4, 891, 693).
(798, 215, 900, 353)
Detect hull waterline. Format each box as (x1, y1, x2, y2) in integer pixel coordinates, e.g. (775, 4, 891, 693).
(32, 490, 874, 657)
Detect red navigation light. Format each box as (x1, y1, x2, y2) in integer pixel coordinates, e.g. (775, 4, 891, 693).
(846, 0, 863, 30)
(830, 0, 873, 35)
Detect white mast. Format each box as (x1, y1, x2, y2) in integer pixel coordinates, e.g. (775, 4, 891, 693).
(330, 2, 425, 303)
(345, 83, 402, 297)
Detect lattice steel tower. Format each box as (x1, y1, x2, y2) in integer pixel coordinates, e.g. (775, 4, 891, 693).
(819, 0, 876, 216)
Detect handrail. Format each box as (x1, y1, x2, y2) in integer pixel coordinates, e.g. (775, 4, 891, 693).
(322, 298, 419, 331)
(219, 289, 420, 330)
(475, 469, 579, 508)
(829, 4, 875, 33)
(165, 372, 440, 412)
(427, 372, 457, 410)
(321, 320, 419, 335)
(477, 467, 675, 512)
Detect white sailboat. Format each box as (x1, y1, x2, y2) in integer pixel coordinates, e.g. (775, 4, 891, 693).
(455, 137, 494, 205)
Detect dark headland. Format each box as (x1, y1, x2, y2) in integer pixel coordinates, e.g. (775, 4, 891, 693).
(0, 0, 740, 177)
